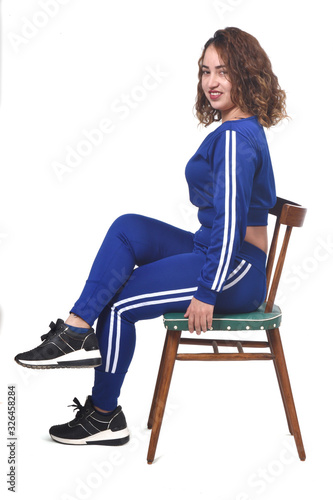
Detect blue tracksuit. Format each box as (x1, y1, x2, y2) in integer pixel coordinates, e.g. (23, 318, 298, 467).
(71, 116, 276, 410)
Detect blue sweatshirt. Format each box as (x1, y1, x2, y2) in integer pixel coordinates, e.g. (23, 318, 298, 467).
(185, 116, 276, 305)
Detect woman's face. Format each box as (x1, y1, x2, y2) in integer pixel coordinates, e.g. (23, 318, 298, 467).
(201, 44, 236, 120)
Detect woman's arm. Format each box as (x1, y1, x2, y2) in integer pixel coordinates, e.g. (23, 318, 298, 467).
(186, 129, 257, 333)
(194, 129, 257, 305)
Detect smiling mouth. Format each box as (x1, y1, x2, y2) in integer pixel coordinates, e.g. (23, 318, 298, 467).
(209, 91, 223, 100)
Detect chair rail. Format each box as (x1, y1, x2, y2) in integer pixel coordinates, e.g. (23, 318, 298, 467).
(265, 197, 307, 311)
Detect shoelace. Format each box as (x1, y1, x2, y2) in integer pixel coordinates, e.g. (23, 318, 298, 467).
(68, 397, 86, 421)
(41, 320, 62, 342)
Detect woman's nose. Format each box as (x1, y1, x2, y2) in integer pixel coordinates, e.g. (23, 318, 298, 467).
(207, 73, 218, 88)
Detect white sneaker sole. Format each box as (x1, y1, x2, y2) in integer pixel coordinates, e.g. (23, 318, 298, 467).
(50, 428, 130, 446)
(16, 349, 102, 369)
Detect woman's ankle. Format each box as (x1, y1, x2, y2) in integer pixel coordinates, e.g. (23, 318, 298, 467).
(94, 405, 114, 414)
(65, 313, 91, 329)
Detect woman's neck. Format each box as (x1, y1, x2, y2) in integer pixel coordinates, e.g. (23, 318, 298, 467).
(221, 107, 252, 122)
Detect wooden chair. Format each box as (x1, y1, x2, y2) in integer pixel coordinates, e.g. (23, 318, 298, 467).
(147, 197, 307, 464)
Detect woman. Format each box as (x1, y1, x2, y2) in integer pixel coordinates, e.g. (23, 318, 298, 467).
(15, 27, 287, 446)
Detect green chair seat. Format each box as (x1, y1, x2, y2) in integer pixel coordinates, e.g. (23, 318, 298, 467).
(163, 302, 282, 332)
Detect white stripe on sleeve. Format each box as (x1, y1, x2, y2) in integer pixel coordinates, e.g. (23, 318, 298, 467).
(212, 130, 238, 292)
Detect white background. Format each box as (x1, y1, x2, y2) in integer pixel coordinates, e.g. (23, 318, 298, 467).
(0, 0, 332, 499)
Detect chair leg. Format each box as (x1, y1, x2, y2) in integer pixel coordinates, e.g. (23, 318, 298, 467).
(266, 328, 306, 461)
(147, 333, 169, 430)
(267, 333, 294, 436)
(147, 329, 181, 464)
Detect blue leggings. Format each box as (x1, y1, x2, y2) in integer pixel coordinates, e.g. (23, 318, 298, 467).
(71, 214, 267, 410)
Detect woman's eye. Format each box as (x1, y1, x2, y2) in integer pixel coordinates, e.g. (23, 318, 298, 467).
(202, 70, 227, 76)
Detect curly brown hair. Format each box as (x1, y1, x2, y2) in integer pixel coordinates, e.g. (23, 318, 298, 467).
(195, 27, 288, 128)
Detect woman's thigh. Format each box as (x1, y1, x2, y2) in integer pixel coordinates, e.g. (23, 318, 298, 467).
(107, 214, 195, 266)
(113, 251, 205, 323)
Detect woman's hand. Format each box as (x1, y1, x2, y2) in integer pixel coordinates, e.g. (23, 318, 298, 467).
(184, 297, 214, 335)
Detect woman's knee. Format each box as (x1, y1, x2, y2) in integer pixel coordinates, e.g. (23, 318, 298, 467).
(111, 213, 143, 232)
(107, 213, 147, 243)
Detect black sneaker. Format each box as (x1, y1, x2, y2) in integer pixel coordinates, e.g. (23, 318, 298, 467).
(14, 319, 102, 369)
(49, 396, 130, 446)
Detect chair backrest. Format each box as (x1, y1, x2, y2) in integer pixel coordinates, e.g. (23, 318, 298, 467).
(265, 197, 307, 313)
